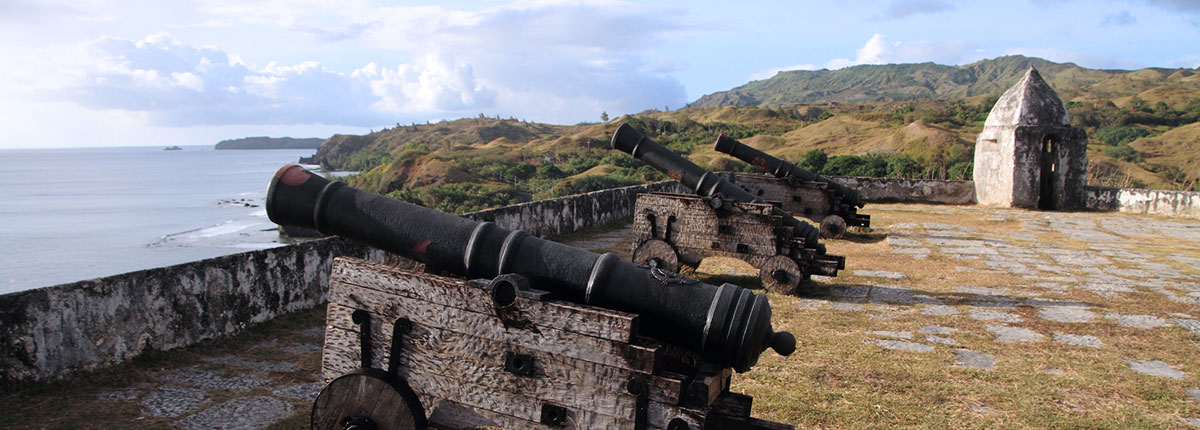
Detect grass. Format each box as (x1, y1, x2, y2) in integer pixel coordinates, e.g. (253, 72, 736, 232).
(698, 204, 1200, 429)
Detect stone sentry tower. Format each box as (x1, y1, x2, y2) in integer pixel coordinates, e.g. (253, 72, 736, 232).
(973, 67, 1087, 209)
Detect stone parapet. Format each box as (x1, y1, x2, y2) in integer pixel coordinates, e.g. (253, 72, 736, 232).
(1085, 186, 1200, 218)
(0, 180, 687, 385)
(827, 176, 976, 205)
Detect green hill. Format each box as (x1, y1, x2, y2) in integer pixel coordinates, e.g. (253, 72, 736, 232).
(692, 55, 1197, 110)
(214, 136, 323, 150)
(309, 57, 1200, 213)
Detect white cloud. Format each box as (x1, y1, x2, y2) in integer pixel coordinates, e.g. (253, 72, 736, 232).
(824, 34, 980, 69)
(53, 1, 689, 127)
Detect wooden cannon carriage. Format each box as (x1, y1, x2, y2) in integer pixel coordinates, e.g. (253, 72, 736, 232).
(629, 192, 844, 294)
(313, 257, 792, 429)
(723, 172, 870, 239)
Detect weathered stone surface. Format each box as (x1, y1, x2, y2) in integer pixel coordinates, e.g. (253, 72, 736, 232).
(1180, 417, 1200, 428)
(831, 302, 866, 312)
(853, 270, 908, 280)
(1126, 360, 1186, 379)
(141, 386, 207, 418)
(201, 355, 298, 372)
(161, 368, 271, 392)
(1105, 313, 1171, 329)
(954, 286, 1010, 296)
(887, 236, 922, 247)
(871, 339, 934, 353)
(829, 177, 975, 205)
(919, 325, 956, 335)
(831, 285, 869, 298)
(970, 308, 1022, 323)
(99, 386, 144, 402)
(869, 286, 919, 304)
(926, 335, 957, 346)
(1037, 306, 1095, 323)
(988, 325, 1044, 342)
(954, 349, 995, 370)
(178, 396, 294, 430)
(1043, 368, 1064, 375)
(794, 298, 826, 310)
(300, 327, 326, 339)
(272, 382, 323, 401)
(922, 305, 960, 316)
(1187, 388, 1200, 403)
(871, 330, 913, 339)
(890, 247, 930, 258)
(282, 343, 322, 354)
(1052, 333, 1102, 348)
(1172, 319, 1200, 335)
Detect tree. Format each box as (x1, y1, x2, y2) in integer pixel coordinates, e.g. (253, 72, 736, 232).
(800, 149, 828, 173)
(600, 111, 610, 122)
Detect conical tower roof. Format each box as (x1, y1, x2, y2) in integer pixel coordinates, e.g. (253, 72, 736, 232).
(983, 67, 1070, 127)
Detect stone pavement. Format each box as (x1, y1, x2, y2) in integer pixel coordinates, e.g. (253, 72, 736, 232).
(819, 204, 1200, 426)
(0, 310, 327, 428)
(4, 203, 1199, 428)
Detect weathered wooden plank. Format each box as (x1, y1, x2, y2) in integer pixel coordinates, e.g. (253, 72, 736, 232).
(328, 281, 658, 373)
(323, 322, 637, 420)
(710, 392, 754, 418)
(331, 257, 639, 343)
(685, 367, 733, 408)
(322, 327, 638, 428)
(323, 310, 684, 406)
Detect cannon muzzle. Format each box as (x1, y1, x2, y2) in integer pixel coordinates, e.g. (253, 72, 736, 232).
(714, 134, 863, 208)
(611, 123, 824, 253)
(267, 164, 794, 372)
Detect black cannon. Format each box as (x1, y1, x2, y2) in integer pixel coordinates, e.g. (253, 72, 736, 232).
(610, 124, 824, 254)
(266, 164, 794, 373)
(714, 135, 870, 238)
(714, 134, 863, 208)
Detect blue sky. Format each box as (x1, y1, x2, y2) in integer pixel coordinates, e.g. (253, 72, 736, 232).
(1, 0, 1198, 149)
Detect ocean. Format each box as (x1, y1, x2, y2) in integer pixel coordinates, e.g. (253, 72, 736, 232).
(0, 146, 320, 294)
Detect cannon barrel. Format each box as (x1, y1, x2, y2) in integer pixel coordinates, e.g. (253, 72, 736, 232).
(610, 124, 823, 253)
(266, 164, 794, 372)
(714, 134, 863, 208)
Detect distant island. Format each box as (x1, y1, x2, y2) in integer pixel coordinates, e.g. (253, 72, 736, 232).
(215, 136, 324, 150)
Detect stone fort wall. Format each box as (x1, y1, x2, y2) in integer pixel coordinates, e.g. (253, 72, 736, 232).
(2, 176, 1195, 385)
(0, 180, 685, 386)
(1085, 186, 1200, 219)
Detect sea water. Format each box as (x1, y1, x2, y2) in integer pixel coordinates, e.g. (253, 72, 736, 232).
(0, 146, 319, 294)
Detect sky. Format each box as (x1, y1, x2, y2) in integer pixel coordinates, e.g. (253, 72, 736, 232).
(1, 0, 1199, 149)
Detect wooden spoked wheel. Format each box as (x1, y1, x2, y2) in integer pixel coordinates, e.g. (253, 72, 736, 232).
(759, 255, 802, 295)
(819, 215, 848, 239)
(312, 369, 426, 430)
(632, 239, 681, 273)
